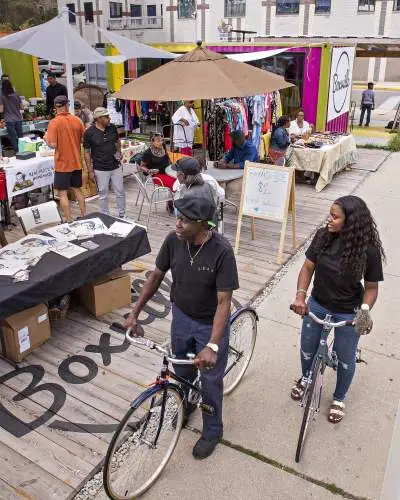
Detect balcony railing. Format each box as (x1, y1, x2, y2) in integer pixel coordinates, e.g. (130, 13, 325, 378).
(108, 16, 163, 30)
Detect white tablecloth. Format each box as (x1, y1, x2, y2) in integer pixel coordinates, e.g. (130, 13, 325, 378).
(288, 135, 358, 192)
(3, 154, 54, 200)
(121, 142, 147, 166)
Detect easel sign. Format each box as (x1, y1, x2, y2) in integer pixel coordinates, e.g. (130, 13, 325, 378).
(234, 161, 297, 264)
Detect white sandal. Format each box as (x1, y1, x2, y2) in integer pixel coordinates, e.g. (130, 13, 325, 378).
(328, 400, 345, 423)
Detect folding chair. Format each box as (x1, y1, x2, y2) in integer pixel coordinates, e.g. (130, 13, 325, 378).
(16, 200, 62, 235)
(133, 173, 174, 229)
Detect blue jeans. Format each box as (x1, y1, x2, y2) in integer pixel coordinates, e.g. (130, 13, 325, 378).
(6, 121, 23, 153)
(171, 304, 229, 440)
(300, 297, 359, 402)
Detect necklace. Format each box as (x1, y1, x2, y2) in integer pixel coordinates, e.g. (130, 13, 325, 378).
(186, 232, 210, 266)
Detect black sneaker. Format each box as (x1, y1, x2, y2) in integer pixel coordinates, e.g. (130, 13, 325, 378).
(192, 436, 220, 460)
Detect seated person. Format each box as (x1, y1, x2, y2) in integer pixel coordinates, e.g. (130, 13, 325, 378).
(140, 132, 175, 190)
(215, 130, 259, 170)
(173, 157, 224, 206)
(269, 116, 291, 163)
(289, 109, 312, 139)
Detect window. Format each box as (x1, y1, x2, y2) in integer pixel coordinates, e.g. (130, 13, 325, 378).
(315, 0, 331, 14)
(130, 4, 142, 17)
(394, 0, 400, 10)
(109, 1, 123, 18)
(358, 0, 375, 12)
(224, 0, 246, 17)
(178, 0, 196, 19)
(276, 0, 300, 15)
(66, 3, 76, 23)
(84, 2, 94, 23)
(147, 4, 157, 16)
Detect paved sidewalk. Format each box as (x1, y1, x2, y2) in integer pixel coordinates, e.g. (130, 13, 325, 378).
(140, 154, 400, 500)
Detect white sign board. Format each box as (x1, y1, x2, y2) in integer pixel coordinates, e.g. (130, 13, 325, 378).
(327, 46, 356, 122)
(242, 166, 290, 221)
(4, 157, 54, 200)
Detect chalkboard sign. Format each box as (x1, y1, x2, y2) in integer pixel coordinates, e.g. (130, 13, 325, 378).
(234, 162, 297, 264)
(242, 165, 290, 220)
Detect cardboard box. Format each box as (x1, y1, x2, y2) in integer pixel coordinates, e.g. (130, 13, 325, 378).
(76, 268, 131, 317)
(1, 304, 51, 363)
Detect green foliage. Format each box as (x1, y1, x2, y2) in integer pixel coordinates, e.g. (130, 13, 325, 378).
(388, 133, 400, 152)
(0, 0, 57, 31)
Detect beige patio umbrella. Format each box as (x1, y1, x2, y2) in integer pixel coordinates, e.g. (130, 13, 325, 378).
(114, 42, 292, 101)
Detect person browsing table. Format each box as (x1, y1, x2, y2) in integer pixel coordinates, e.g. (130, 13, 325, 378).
(125, 195, 239, 459)
(215, 130, 259, 170)
(83, 107, 126, 218)
(45, 95, 85, 222)
(290, 196, 384, 423)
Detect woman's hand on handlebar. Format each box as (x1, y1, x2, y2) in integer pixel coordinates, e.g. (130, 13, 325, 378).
(291, 297, 308, 316)
(124, 313, 138, 335)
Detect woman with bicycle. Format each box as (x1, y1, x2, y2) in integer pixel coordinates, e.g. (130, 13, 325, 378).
(291, 195, 384, 423)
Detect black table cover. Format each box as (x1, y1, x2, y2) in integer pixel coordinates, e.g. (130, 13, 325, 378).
(0, 213, 151, 317)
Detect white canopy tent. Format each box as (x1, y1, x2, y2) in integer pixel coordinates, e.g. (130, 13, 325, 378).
(0, 8, 175, 111)
(226, 48, 290, 62)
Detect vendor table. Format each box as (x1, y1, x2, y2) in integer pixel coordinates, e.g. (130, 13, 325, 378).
(3, 154, 54, 201)
(0, 213, 151, 317)
(289, 134, 358, 192)
(121, 142, 147, 166)
(0, 120, 49, 138)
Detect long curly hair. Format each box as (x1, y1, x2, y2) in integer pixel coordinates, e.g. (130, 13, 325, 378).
(314, 196, 385, 277)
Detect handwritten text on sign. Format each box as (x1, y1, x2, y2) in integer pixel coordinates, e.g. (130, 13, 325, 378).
(243, 167, 290, 220)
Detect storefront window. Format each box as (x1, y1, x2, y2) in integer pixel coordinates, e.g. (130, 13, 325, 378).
(394, 0, 400, 10)
(276, 0, 300, 15)
(147, 4, 157, 16)
(315, 0, 331, 14)
(130, 4, 142, 17)
(66, 3, 76, 24)
(109, 2, 123, 18)
(178, 0, 197, 19)
(250, 53, 304, 118)
(84, 2, 94, 23)
(358, 0, 375, 12)
(224, 0, 246, 18)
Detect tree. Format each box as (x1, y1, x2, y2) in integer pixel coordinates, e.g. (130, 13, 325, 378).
(0, 0, 57, 31)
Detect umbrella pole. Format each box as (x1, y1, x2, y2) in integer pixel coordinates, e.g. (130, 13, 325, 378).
(62, 7, 75, 114)
(201, 99, 207, 168)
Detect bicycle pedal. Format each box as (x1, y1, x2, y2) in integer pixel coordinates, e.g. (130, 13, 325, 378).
(199, 403, 215, 415)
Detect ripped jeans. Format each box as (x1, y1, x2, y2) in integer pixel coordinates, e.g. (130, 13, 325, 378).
(300, 297, 359, 402)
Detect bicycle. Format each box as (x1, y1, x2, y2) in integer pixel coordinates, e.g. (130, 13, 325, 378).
(103, 307, 258, 499)
(291, 306, 354, 463)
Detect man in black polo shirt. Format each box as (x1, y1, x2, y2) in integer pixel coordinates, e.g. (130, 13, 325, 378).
(45, 73, 68, 116)
(125, 196, 239, 459)
(83, 107, 126, 218)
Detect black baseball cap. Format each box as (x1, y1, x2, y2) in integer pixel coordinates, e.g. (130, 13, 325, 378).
(54, 95, 69, 106)
(172, 157, 200, 175)
(174, 196, 216, 228)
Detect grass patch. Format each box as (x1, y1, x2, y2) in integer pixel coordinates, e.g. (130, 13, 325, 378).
(388, 133, 400, 152)
(358, 143, 390, 151)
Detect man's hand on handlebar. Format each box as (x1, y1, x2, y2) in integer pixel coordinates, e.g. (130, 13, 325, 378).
(194, 347, 217, 371)
(290, 297, 309, 316)
(124, 313, 138, 335)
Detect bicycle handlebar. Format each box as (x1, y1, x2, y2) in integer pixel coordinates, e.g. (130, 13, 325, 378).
(289, 306, 354, 328)
(125, 329, 195, 366)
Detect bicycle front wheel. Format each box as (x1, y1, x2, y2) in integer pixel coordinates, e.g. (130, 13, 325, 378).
(103, 385, 184, 499)
(295, 357, 323, 463)
(224, 308, 257, 396)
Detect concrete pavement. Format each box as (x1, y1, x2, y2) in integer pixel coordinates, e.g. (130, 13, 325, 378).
(144, 153, 400, 500)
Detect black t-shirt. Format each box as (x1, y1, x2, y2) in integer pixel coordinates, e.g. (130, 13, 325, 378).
(45, 82, 68, 114)
(156, 231, 239, 323)
(306, 229, 384, 313)
(83, 124, 119, 171)
(142, 148, 170, 174)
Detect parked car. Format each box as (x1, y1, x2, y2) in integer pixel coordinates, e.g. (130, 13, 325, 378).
(38, 59, 64, 76)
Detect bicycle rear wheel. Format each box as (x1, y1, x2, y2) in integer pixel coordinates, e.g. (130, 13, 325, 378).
(295, 357, 323, 463)
(223, 309, 257, 396)
(103, 385, 184, 499)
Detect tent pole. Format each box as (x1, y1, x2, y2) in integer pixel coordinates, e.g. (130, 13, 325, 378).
(62, 7, 75, 114)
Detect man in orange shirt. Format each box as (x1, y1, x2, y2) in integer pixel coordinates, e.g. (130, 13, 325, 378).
(45, 95, 85, 222)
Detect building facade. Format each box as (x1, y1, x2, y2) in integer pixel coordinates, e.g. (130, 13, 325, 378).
(58, 0, 400, 81)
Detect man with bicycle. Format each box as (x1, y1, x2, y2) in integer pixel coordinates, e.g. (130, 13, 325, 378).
(125, 195, 239, 459)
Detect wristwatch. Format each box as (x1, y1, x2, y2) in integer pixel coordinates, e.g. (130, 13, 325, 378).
(206, 342, 219, 353)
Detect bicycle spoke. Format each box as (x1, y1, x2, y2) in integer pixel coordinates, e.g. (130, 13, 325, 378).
(104, 386, 184, 499)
